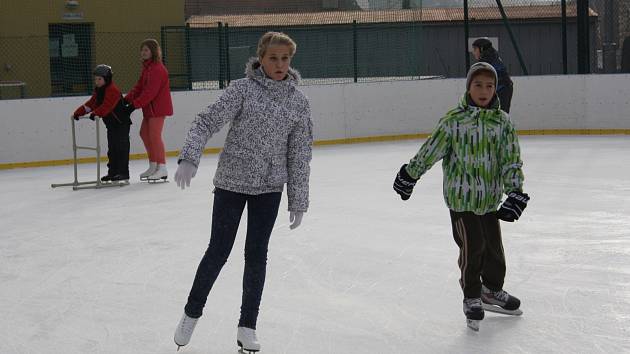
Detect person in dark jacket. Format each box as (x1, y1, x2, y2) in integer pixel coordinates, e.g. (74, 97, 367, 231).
(472, 38, 514, 113)
(72, 64, 133, 182)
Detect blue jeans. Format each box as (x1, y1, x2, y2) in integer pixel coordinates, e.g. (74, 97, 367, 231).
(184, 188, 282, 329)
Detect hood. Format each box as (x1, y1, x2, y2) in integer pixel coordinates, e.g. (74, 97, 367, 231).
(458, 93, 501, 114)
(466, 62, 498, 91)
(245, 57, 301, 85)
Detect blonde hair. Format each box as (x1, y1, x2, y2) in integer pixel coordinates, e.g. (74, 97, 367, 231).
(140, 38, 162, 63)
(257, 32, 297, 58)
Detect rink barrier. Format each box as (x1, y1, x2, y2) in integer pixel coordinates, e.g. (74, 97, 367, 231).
(2, 129, 629, 170)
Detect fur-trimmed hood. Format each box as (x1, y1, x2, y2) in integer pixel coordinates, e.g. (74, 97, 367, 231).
(179, 56, 313, 212)
(245, 57, 301, 85)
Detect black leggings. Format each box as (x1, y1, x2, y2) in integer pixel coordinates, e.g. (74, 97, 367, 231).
(184, 188, 282, 329)
(105, 123, 130, 177)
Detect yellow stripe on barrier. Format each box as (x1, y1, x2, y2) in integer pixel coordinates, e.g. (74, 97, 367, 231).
(1, 129, 628, 170)
(517, 129, 630, 136)
(314, 133, 430, 146)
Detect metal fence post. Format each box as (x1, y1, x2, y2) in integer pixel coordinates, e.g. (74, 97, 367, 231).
(185, 23, 193, 90)
(353, 20, 358, 83)
(218, 21, 224, 89)
(225, 23, 231, 86)
(577, 0, 590, 74)
(562, 0, 568, 74)
(464, 0, 470, 72)
(496, 0, 528, 75)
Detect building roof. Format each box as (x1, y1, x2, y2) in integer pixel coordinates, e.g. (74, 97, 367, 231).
(187, 4, 597, 28)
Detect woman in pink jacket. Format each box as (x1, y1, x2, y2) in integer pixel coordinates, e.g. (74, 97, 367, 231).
(125, 38, 173, 182)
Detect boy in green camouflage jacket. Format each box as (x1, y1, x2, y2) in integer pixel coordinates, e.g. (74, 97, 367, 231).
(393, 62, 530, 330)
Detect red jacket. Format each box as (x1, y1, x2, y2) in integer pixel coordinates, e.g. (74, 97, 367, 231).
(125, 59, 173, 118)
(74, 82, 122, 118)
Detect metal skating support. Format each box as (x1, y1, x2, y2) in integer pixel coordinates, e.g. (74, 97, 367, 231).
(51, 116, 125, 190)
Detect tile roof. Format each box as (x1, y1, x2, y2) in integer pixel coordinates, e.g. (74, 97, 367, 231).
(187, 4, 597, 28)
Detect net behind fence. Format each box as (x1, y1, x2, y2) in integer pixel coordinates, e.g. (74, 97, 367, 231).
(182, 10, 424, 90)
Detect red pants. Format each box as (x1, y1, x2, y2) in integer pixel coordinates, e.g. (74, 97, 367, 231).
(139, 116, 166, 164)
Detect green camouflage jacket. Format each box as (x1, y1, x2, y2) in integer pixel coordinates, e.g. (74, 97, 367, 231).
(406, 94, 524, 215)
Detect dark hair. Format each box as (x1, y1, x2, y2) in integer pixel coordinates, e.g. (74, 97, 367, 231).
(472, 38, 493, 51)
(140, 38, 162, 63)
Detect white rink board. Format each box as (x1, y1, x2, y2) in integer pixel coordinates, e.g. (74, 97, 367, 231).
(1, 74, 629, 164)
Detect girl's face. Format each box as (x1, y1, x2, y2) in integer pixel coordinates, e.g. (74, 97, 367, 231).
(468, 73, 495, 108)
(260, 45, 292, 81)
(472, 47, 481, 60)
(94, 76, 106, 88)
(141, 45, 152, 61)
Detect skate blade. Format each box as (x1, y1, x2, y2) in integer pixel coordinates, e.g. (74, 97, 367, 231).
(466, 319, 480, 331)
(111, 180, 129, 186)
(482, 303, 523, 316)
(147, 177, 168, 184)
(174, 337, 184, 351)
(237, 340, 259, 353)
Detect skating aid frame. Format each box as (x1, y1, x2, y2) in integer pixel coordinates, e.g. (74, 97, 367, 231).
(51, 116, 125, 190)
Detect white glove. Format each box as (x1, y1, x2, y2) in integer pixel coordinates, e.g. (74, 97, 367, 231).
(289, 211, 303, 230)
(174, 160, 198, 190)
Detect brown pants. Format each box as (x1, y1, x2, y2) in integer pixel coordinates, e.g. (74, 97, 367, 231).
(449, 210, 506, 298)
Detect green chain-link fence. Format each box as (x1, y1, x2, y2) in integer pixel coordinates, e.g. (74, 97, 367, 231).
(174, 10, 425, 90)
(2, 0, 629, 100)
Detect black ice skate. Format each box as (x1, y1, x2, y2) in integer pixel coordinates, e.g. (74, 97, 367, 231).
(109, 174, 130, 185)
(481, 285, 523, 316)
(463, 297, 484, 331)
(100, 174, 115, 183)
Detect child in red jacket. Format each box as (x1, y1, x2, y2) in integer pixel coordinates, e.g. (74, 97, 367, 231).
(72, 65, 134, 182)
(125, 39, 173, 182)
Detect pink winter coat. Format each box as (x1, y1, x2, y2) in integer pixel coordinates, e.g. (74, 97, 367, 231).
(125, 59, 173, 118)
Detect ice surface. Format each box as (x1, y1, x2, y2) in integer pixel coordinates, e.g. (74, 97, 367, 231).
(1, 136, 629, 353)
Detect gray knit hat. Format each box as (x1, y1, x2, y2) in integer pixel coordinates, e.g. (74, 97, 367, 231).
(466, 62, 497, 91)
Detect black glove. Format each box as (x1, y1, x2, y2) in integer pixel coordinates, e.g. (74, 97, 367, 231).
(89, 113, 96, 121)
(497, 191, 530, 222)
(72, 113, 80, 121)
(393, 164, 418, 201)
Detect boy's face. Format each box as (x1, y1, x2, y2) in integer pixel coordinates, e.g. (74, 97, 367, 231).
(94, 76, 106, 88)
(260, 45, 292, 81)
(140, 45, 152, 61)
(468, 73, 495, 108)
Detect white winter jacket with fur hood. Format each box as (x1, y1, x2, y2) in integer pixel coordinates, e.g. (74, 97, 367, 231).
(179, 58, 313, 212)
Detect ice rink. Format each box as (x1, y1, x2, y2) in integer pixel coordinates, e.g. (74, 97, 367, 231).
(1, 136, 629, 354)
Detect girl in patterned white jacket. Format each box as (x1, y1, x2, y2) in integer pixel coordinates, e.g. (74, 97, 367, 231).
(173, 32, 313, 353)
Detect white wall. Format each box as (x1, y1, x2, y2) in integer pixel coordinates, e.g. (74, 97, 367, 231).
(1, 74, 629, 165)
